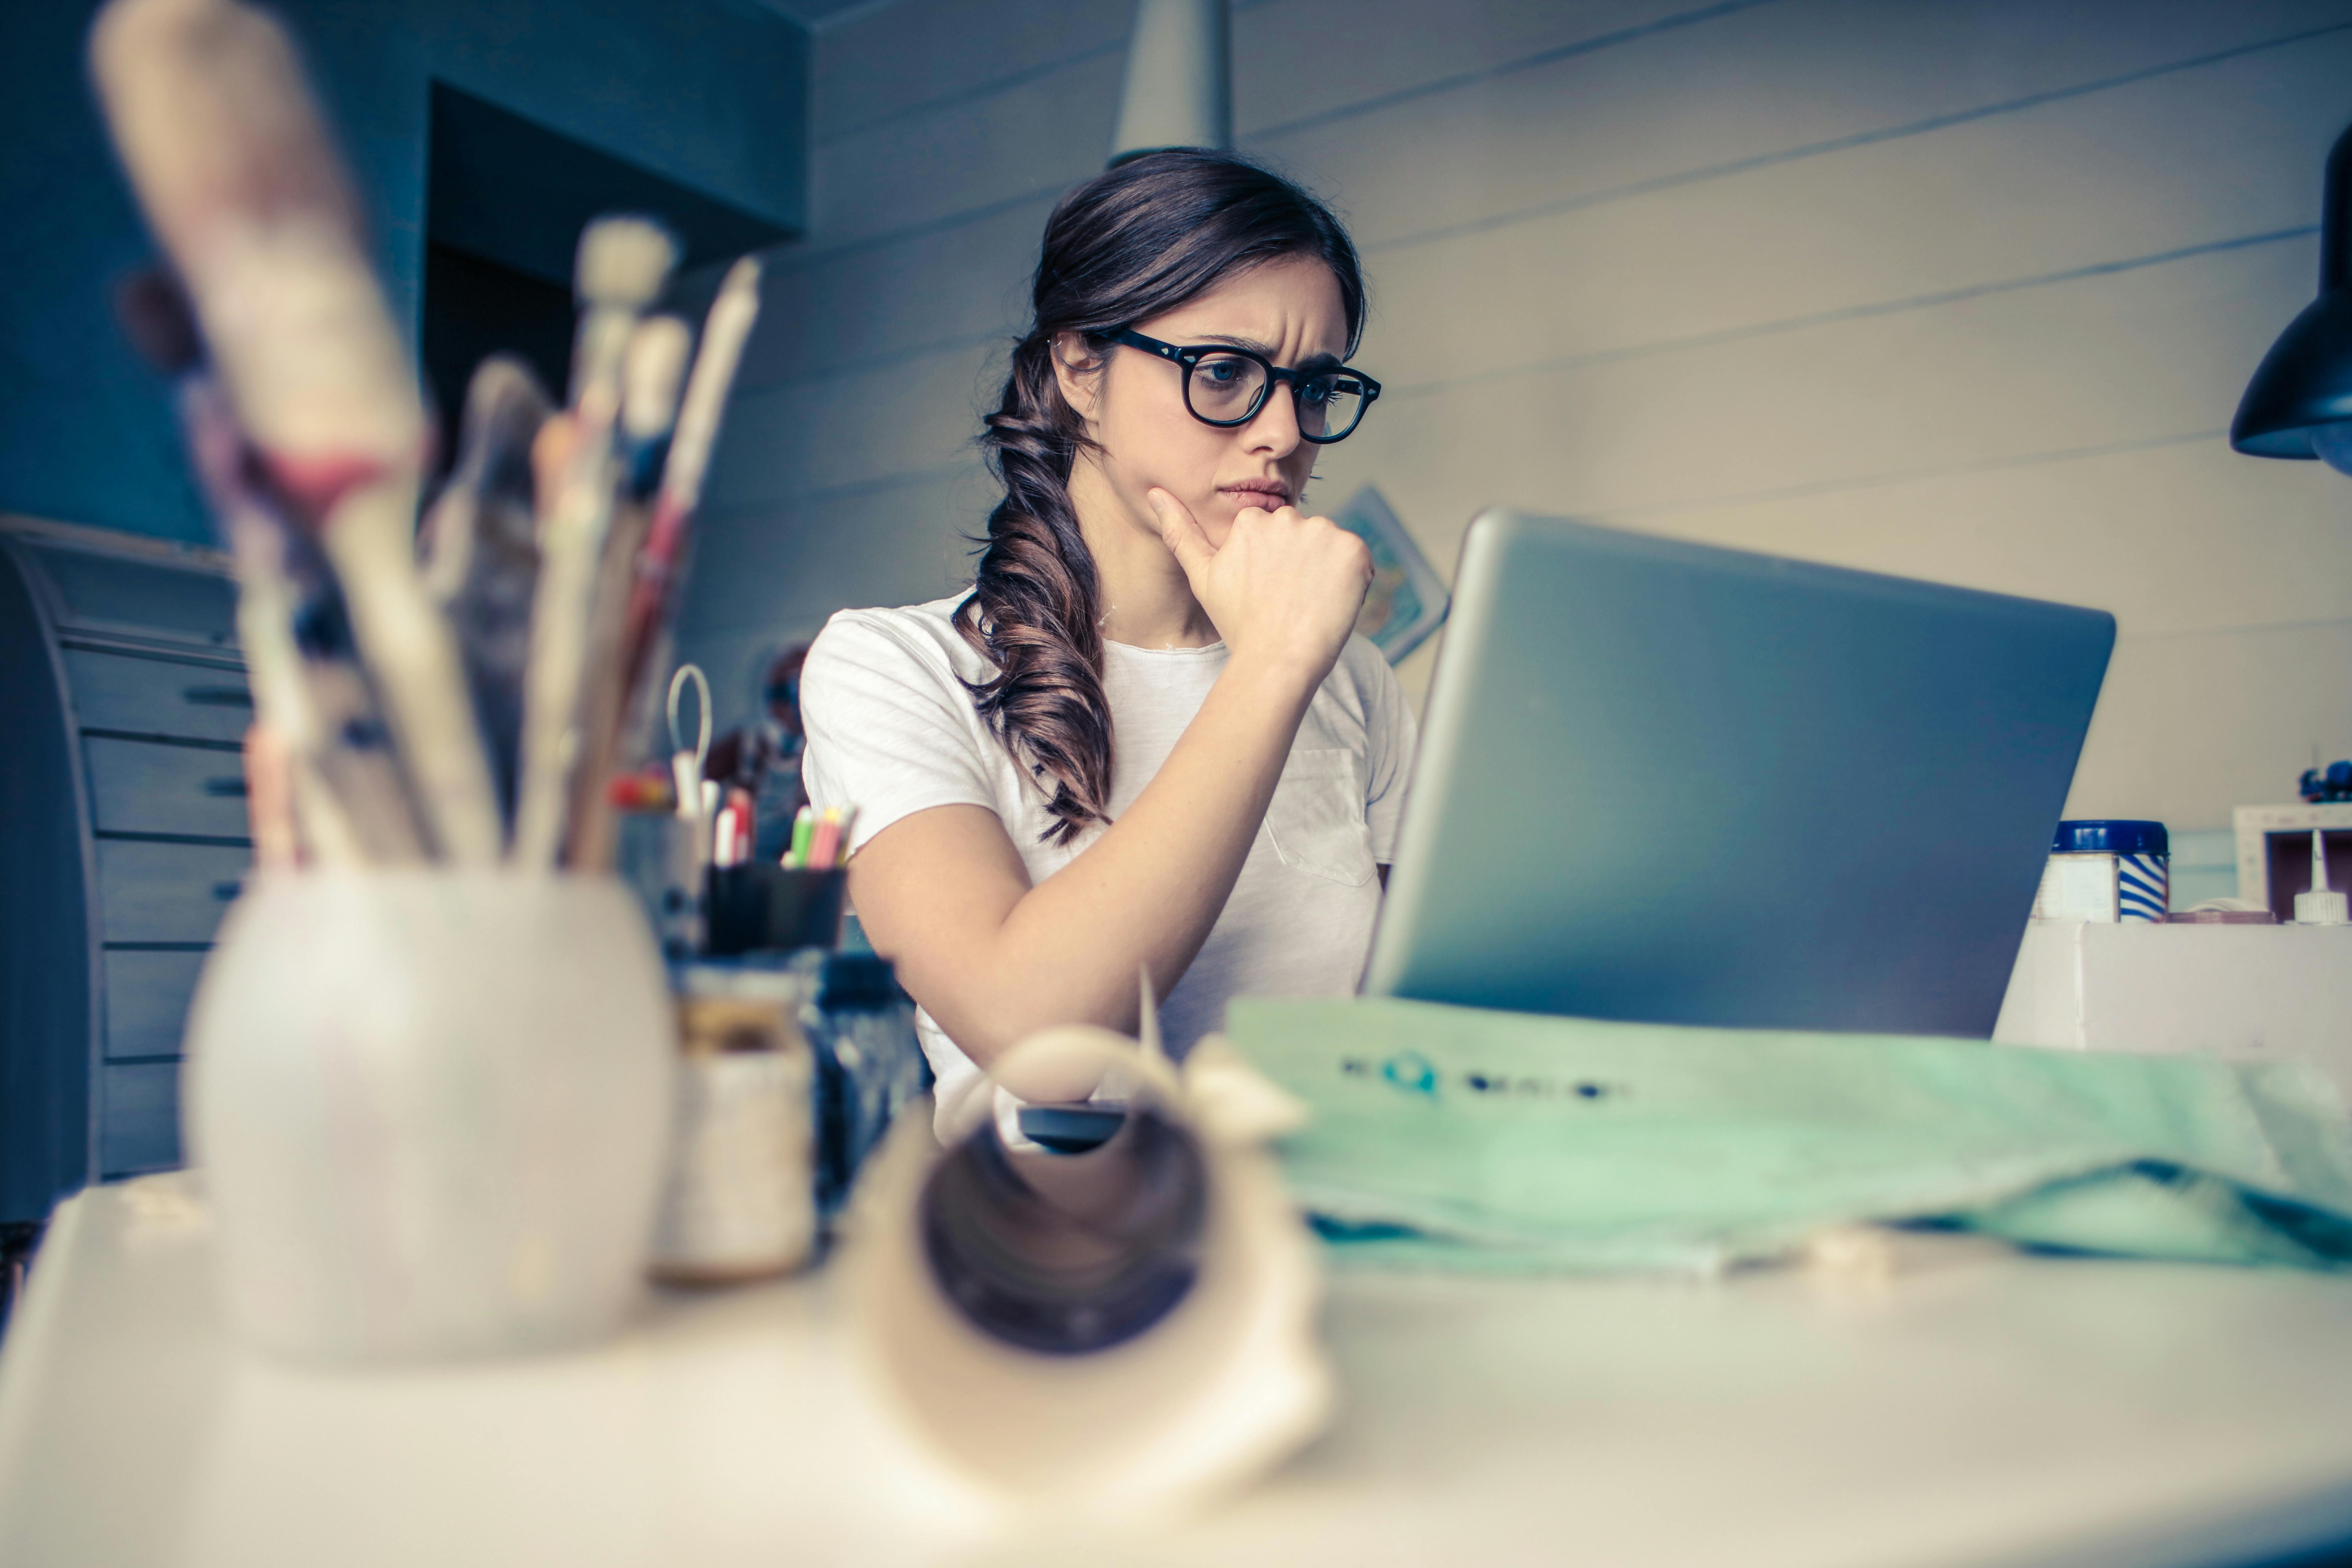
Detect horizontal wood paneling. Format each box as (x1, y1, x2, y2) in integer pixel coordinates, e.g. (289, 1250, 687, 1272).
(809, 46, 1122, 245)
(812, 0, 1129, 145)
(1355, 30, 2352, 391)
(728, 195, 1049, 396)
(1311, 235, 2315, 539)
(2071, 618, 2352, 824)
(704, 340, 1001, 509)
(677, 468, 986, 694)
(1235, 0, 1748, 139)
(1265, 0, 2352, 250)
(1601, 437, 2352, 639)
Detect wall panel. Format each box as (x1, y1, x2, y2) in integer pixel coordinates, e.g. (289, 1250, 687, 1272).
(1313, 237, 2315, 543)
(1266, 0, 2352, 250)
(1356, 31, 2352, 390)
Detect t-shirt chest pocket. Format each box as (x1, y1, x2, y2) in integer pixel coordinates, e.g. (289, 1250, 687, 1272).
(1264, 748, 1375, 887)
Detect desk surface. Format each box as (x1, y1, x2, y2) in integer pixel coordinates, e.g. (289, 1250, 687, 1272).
(4, 1178, 2352, 1568)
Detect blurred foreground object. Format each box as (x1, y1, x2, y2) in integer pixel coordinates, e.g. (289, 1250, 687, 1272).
(95, 0, 762, 871)
(11, 1170, 2352, 1566)
(2233, 120, 2352, 469)
(844, 1003, 1327, 1516)
(92, 0, 503, 865)
(651, 965, 817, 1284)
(183, 873, 673, 1362)
(84, 0, 775, 1367)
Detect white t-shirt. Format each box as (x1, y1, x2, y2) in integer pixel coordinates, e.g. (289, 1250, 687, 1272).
(800, 592, 1416, 1135)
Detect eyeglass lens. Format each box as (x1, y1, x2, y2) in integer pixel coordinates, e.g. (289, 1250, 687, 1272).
(1185, 352, 1368, 440)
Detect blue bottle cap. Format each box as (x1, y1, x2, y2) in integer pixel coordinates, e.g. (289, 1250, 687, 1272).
(2052, 820, 2168, 856)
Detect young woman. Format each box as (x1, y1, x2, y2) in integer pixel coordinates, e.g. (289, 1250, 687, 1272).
(800, 149, 1413, 1136)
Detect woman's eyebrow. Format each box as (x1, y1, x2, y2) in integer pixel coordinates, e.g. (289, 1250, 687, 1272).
(1197, 333, 1346, 370)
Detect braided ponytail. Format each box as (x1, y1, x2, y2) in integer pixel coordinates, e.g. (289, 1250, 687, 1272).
(954, 149, 1365, 845)
(955, 335, 1111, 844)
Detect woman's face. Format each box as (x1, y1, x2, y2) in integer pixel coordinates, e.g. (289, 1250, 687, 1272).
(1058, 254, 1350, 549)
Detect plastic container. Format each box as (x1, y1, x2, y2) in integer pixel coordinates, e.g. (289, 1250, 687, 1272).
(705, 863, 846, 954)
(184, 872, 675, 1364)
(2033, 820, 2169, 923)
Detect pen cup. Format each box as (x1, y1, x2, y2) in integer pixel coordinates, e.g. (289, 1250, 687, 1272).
(705, 864, 847, 955)
(183, 870, 676, 1365)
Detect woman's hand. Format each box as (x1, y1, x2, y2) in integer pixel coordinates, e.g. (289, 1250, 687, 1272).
(1147, 487, 1372, 681)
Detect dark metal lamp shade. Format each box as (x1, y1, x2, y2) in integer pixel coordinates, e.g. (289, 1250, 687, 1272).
(2233, 122, 2352, 470)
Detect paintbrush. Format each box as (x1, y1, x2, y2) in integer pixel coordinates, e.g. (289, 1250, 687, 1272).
(180, 376, 426, 865)
(418, 355, 552, 828)
(91, 0, 503, 865)
(115, 265, 414, 865)
(562, 315, 692, 870)
(511, 216, 678, 869)
(614, 257, 763, 742)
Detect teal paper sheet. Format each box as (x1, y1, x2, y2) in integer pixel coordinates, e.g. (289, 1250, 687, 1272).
(1223, 997, 2352, 1274)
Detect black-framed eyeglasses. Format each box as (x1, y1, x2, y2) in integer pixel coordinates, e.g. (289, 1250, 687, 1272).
(1110, 329, 1381, 444)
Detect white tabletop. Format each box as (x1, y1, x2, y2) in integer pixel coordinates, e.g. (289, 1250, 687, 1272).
(4, 1177, 2352, 1568)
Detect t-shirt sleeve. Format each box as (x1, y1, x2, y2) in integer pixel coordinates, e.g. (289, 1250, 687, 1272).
(800, 611, 1000, 858)
(1358, 640, 1418, 863)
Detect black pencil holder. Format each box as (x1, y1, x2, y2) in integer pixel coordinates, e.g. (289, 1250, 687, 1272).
(704, 865, 848, 955)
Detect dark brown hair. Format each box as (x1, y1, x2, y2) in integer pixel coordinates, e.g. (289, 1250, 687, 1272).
(955, 148, 1365, 844)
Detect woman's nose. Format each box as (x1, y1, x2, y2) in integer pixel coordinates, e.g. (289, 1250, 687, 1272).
(1244, 385, 1303, 456)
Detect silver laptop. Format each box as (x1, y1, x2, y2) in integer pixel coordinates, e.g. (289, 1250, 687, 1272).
(1363, 511, 2115, 1037)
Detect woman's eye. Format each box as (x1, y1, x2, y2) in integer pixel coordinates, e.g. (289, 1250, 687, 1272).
(1300, 379, 1334, 405)
(1204, 361, 1243, 383)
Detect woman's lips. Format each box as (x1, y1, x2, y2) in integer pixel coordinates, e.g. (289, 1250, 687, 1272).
(1219, 485, 1291, 510)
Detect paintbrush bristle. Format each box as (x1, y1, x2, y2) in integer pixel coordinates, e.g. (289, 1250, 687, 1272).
(575, 217, 677, 310)
(620, 316, 692, 440)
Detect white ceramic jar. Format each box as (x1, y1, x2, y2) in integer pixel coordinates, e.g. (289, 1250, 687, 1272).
(183, 871, 675, 1364)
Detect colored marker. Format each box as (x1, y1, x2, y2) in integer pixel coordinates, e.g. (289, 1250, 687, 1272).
(808, 806, 841, 871)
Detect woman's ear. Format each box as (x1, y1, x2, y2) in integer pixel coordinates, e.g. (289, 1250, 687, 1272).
(1051, 331, 1104, 421)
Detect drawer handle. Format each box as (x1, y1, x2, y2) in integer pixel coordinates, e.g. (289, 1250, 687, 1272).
(212, 881, 242, 902)
(203, 777, 249, 798)
(183, 685, 253, 708)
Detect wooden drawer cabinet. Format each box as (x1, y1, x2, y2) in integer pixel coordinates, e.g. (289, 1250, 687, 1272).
(96, 840, 249, 946)
(100, 1062, 184, 1177)
(2, 517, 249, 1222)
(63, 648, 253, 744)
(101, 949, 210, 1063)
(84, 736, 251, 840)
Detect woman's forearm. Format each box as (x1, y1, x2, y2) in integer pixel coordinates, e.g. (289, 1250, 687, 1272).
(885, 650, 1320, 1062)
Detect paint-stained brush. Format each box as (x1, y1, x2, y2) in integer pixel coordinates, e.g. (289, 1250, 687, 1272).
(614, 257, 762, 743)
(179, 377, 425, 865)
(418, 355, 552, 827)
(115, 264, 415, 865)
(91, 0, 503, 865)
(511, 216, 678, 869)
(563, 314, 692, 871)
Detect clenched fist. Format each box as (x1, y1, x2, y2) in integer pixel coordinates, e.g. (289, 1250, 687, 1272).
(1147, 486, 1372, 685)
